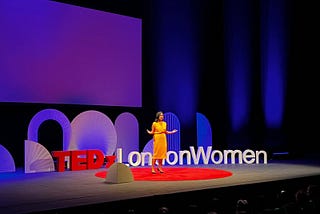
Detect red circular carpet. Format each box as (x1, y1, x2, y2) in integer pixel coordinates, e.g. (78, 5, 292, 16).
(95, 167, 233, 181)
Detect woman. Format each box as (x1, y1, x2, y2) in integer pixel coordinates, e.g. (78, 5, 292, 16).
(147, 111, 178, 174)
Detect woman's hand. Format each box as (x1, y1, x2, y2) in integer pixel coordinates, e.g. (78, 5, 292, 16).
(146, 129, 152, 134)
(168, 129, 178, 134)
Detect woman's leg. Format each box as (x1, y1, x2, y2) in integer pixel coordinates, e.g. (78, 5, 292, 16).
(151, 159, 156, 173)
(157, 159, 164, 173)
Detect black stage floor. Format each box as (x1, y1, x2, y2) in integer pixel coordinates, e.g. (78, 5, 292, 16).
(1, 154, 320, 214)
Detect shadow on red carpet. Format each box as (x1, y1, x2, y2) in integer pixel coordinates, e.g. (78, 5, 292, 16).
(95, 167, 233, 181)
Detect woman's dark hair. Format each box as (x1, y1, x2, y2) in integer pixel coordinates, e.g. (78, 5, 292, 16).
(155, 111, 163, 122)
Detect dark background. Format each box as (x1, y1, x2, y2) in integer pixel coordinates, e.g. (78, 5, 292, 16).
(1, 0, 319, 167)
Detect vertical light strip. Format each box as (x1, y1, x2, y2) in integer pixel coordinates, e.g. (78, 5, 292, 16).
(224, 0, 253, 132)
(261, 0, 289, 128)
(153, 0, 199, 125)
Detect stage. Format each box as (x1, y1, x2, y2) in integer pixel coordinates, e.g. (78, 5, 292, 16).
(1, 155, 320, 214)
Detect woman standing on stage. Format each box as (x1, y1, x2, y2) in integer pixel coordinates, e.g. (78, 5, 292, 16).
(147, 111, 178, 174)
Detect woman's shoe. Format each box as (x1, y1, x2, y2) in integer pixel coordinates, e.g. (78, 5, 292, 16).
(152, 168, 156, 174)
(157, 168, 164, 173)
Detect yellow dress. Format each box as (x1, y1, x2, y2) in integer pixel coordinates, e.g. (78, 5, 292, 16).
(152, 121, 167, 159)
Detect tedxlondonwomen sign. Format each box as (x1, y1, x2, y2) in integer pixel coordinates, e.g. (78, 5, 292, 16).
(52, 146, 268, 172)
